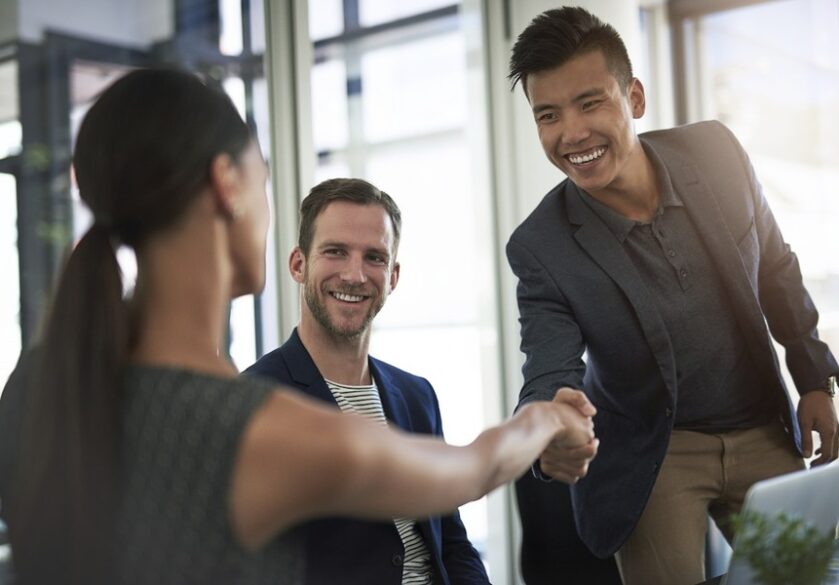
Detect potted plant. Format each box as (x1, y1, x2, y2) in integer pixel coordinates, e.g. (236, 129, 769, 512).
(729, 510, 837, 585)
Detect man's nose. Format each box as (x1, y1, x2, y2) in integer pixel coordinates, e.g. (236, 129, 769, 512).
(340, 254, 367, 283)
(561, 111, 591, 146)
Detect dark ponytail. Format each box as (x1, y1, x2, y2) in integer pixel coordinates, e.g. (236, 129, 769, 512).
(8, 68, 250, 584)
(11, 224, 126, 583)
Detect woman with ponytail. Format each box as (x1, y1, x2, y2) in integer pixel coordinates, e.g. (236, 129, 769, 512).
(0, 69, 597, 585)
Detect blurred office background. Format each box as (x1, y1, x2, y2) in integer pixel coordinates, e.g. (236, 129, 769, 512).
(0, 0, 837, 582)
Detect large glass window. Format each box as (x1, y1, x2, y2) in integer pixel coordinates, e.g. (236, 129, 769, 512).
(0, 172, 20, 393)
(5, 0, 273, 384)
(0, 56, 20, 393)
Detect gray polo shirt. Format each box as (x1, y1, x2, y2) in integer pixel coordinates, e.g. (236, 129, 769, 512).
(579, 154, 777, 431)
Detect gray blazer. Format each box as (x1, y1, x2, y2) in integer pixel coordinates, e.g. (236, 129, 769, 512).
(506, 120, 838, 557)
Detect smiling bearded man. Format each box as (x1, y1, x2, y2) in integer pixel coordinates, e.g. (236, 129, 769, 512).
(243, 178, 491, 585)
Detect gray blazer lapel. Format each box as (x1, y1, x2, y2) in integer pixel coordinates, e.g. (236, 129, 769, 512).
(566, 186, 677, 397)
(655, 145, 766, 332)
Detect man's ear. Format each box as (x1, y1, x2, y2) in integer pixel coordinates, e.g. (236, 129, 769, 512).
(289, 246, 306, 284)
(628, 77, 646, 119)
(389, 261, 400, 293)
(209, 153, 241, 219)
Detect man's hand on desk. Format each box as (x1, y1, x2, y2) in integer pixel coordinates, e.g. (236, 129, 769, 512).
(539, 387, 599, 484)
(798, 389, 838, 465)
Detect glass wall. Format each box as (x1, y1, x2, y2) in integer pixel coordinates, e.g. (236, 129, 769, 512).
(0, 172, 20, 393)
(0, 54, 20, 393)
(0, 0, 273, 386)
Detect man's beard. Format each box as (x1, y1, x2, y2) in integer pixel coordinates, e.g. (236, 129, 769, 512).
(303, 279, 384, 341)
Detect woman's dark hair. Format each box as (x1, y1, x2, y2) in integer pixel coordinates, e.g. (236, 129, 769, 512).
(9, 68, 250, 584)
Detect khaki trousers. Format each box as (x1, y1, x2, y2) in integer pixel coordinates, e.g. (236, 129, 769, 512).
(615, 423, 804, 585)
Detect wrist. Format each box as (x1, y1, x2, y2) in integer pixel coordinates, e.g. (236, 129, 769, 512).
(811, 375, 837, 398)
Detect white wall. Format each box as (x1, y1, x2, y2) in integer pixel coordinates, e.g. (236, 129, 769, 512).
(17, 0, 172, 47)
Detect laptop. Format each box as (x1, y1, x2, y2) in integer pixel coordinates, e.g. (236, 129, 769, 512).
(722, 461, 839, 585)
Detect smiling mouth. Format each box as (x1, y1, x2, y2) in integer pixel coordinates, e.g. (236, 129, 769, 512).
(566, 146, 606, 166)
(329, 291, 368, 303)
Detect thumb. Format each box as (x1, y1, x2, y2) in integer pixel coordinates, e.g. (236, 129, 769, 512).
(554, 387, 596, 417)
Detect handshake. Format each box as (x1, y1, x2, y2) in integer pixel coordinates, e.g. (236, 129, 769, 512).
(537, 387, 599, 485)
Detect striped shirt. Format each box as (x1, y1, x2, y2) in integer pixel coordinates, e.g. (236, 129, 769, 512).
(325, 378, 433, 585)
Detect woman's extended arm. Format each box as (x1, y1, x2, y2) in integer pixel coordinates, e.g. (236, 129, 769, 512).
(230, 386, 595, 550)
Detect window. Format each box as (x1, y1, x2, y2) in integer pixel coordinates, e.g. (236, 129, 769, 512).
(5, 0, 273, 382)
(0, 57, 20, 392)
(0, 172, 20, 393)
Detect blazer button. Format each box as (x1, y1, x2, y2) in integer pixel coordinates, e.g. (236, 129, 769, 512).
(665, 407, 673, 418)
(392, 554, 403, 566)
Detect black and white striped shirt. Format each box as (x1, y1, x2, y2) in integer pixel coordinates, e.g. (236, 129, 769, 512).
(325, 378, 433, 585)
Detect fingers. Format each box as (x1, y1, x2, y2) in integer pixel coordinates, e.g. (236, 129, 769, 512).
(541, 468, 585, 485)
(811, 428, 838, 466)
(797, 390, 838, 461)
(799, 417, 814, 459)
(539, 439, 599, 484)
(553, 387, 597, 417)
(552, 403, 595, 447)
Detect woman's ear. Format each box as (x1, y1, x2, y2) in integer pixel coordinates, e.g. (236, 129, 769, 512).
(209, 153, 242, 219)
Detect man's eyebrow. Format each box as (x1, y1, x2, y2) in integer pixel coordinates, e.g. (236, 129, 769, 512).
(532, 103, 556, 115)
(531, 87, 606, 114)
(573, 87, 607, 102)
(366, 246, 391, 259)
(317, 240, 347, 249)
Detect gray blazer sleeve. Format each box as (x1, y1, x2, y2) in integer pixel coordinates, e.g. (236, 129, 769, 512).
(721, 123, 839, 391)
(506, 237, 586, 406)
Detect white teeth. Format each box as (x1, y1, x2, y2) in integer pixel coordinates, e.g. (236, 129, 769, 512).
(568, 147, 606, 165)
(333, 292, 365, 303)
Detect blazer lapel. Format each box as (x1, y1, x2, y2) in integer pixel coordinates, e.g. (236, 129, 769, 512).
(281, 329, 337, 405)
(650, 141, 767, 333)
(369, 358, 442, 563)
(567, 185, 677, 398)
(370, 358, 414, 432)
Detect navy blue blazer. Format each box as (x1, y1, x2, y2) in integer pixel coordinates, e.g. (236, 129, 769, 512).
(507, 121, 839, 558)
(244, 329, 489, 585)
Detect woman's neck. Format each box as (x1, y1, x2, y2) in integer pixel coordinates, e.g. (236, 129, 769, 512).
(129, 202, 237, 377)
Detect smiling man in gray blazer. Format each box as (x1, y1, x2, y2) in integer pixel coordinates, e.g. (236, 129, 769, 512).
(506, 7, 839, 585)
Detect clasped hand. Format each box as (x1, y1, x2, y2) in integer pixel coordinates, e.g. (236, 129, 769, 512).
(539, 387, 599, 484)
